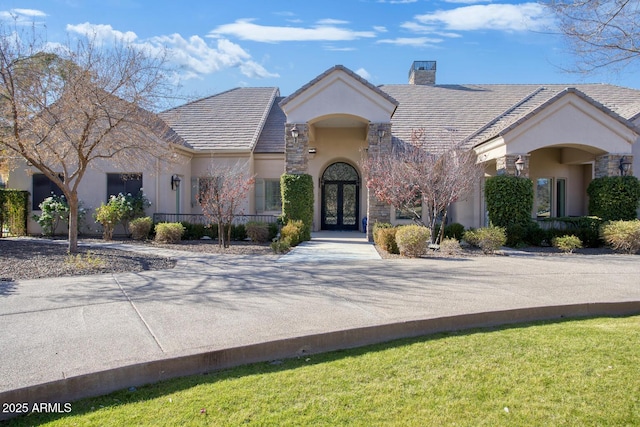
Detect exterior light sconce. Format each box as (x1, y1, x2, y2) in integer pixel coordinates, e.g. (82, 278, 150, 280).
(308, 147, 317, 154)
(619, 156, 632, 176)
(291, 125, 299, 143)
(171, 174, 181, 190)
(377, 128, 385, 143)
(515, 155, 525, 177)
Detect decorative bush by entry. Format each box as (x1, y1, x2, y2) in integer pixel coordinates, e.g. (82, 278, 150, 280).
(463, 226, 507, 254)
(587, 176, 640, 221)
(130, 217, 153, 240)
(372, 222, 393, 246)
(154, 222, 185, 244)
(375, 227, 399, 254)
(280, 219, 304, 247)
(600, 220, 640, 254)
(444, 222, 466, 241)
(439, 237, 463, 255)
(280, 174, 313, 242)
(552, 235, 583, 253)
(485, 176, 534, 228)
(395, 225, 430, 257)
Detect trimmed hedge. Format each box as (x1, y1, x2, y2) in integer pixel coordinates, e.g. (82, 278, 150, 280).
(395, 225, 430, 257)
(281, 174, 314, 242)
(587, 176, 640, 221)
(485, 176, 534, 228)
(0, 189, 29, 237)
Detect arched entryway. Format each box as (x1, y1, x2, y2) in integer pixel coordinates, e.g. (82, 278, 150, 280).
(321, 162, 360, 230)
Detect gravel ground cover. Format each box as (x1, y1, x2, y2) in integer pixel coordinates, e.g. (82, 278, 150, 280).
(0, 237, 276, 282)
(0, 236, 618, 282)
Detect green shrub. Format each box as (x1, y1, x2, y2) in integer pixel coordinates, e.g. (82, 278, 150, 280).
(485, 175, 534, 228)
(463, 226, 507, 254)
(270, 238, 291, 254)
(181, 222, 217, 240)
(600, 220, 640, 254)
(376, 227, 399, 254)
(32, 194, 69, 237)
(268, 222, 279, 241)
(587, 176, 640, 221)
(154, 222, 185, 244)
(280, 219, 304, 247)
(246, 221, 270, 243)
(230, 224, 247, 241)
(444, 223, 465, 241)
(552, 235, 582, 253)
(0, 189, 29, 237)
(439, 237, 463, 255)
(281, 174, 314, 242)
(395, 225, 430, 257)
(372, 222, 394, 246)
(130, 217, 153, 240)
(94, 201, 122, 240)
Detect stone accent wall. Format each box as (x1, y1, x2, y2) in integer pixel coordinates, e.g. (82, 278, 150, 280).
(366, 122, 392, 242)
(285, 123, 309, 175)
(409, 69, 436, 85)
(496, 154, 529, 178)
(595, 154, 633, 178)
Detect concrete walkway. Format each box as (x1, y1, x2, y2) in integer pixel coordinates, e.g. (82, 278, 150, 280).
(277, 231, 380, 263)
(1, 233, 639, 419)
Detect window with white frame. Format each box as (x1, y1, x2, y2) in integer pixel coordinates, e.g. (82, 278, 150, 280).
(255, 178, 281, 213)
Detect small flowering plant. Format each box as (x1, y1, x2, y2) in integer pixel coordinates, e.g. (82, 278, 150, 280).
(33, 193, 70, 236)
(93, 190, 151, 239)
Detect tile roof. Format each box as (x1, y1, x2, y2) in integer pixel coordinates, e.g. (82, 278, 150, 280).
(159, 87, 279, 151)
(255, 97, 286, 153)
(381, 84, 640, 152)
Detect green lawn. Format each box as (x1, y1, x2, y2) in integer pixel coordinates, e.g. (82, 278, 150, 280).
(8, 316, 640, 426)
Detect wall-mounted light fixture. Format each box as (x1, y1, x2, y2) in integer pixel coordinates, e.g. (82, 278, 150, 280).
(515, 155, 525, 177)
(291, 125, 299, 144)
(377, 128, 385, 143)
(171, 174, 181, 190)
(619, 156, 632, 176)
(308, 147, 317, 154)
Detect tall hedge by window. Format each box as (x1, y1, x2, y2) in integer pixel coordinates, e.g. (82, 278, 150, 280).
(587, 176, 640, 221)
(0, 189, 29, 237)
(280, 174, 313, 242)
(485, 175, 534, 227)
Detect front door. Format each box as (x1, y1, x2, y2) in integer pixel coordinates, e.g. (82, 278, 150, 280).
(321, 162, 359, 230)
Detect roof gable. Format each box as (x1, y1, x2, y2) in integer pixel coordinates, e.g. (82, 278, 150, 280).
(279, 65, 398, 124)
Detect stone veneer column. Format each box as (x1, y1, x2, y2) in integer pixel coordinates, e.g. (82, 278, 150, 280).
(496, 154, 530, 178)
(285, 123, 309, 175)
(595, 154, 633, 178)
(366, 122, 392, 242)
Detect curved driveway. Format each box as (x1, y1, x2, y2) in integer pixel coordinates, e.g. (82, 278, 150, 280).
(1, 232, 639, 416)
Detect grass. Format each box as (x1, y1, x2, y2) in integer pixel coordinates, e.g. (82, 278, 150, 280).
(8, 316, 640, 426)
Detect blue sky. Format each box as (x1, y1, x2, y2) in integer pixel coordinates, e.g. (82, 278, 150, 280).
(2, 0, 639, 103)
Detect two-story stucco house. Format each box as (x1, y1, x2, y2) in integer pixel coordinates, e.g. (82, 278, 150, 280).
(7, 61, 640, 238)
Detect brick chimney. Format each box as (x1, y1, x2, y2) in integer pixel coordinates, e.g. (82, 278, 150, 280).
(408, 61, 436, 85)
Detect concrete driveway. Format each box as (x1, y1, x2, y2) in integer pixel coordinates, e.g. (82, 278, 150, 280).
(1, 233, 639, 419)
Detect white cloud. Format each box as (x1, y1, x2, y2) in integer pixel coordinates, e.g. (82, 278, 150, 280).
(373, 26, 388, 33)
(324, 46, 357, 52)
(67, 23, 138, 44)
(66, 23, 278, 80)
(376, 37, 443, 47)
(415, 3, 553, 32)
(355, 68, 371, 80)
(444, 0, 491, 3)
(0, 8, 47, 25)
(316, 19, 349, 25)
(209, 18, 376, 43)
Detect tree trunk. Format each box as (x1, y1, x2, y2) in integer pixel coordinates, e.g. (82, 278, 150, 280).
(67, 193, 79, 253)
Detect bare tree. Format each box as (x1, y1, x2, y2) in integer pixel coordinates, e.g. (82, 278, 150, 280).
(363, 129, 483, 245)
(0, 26, 177, 252)
(546, 0, 640, 73)
(198, 161, 255, 248)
